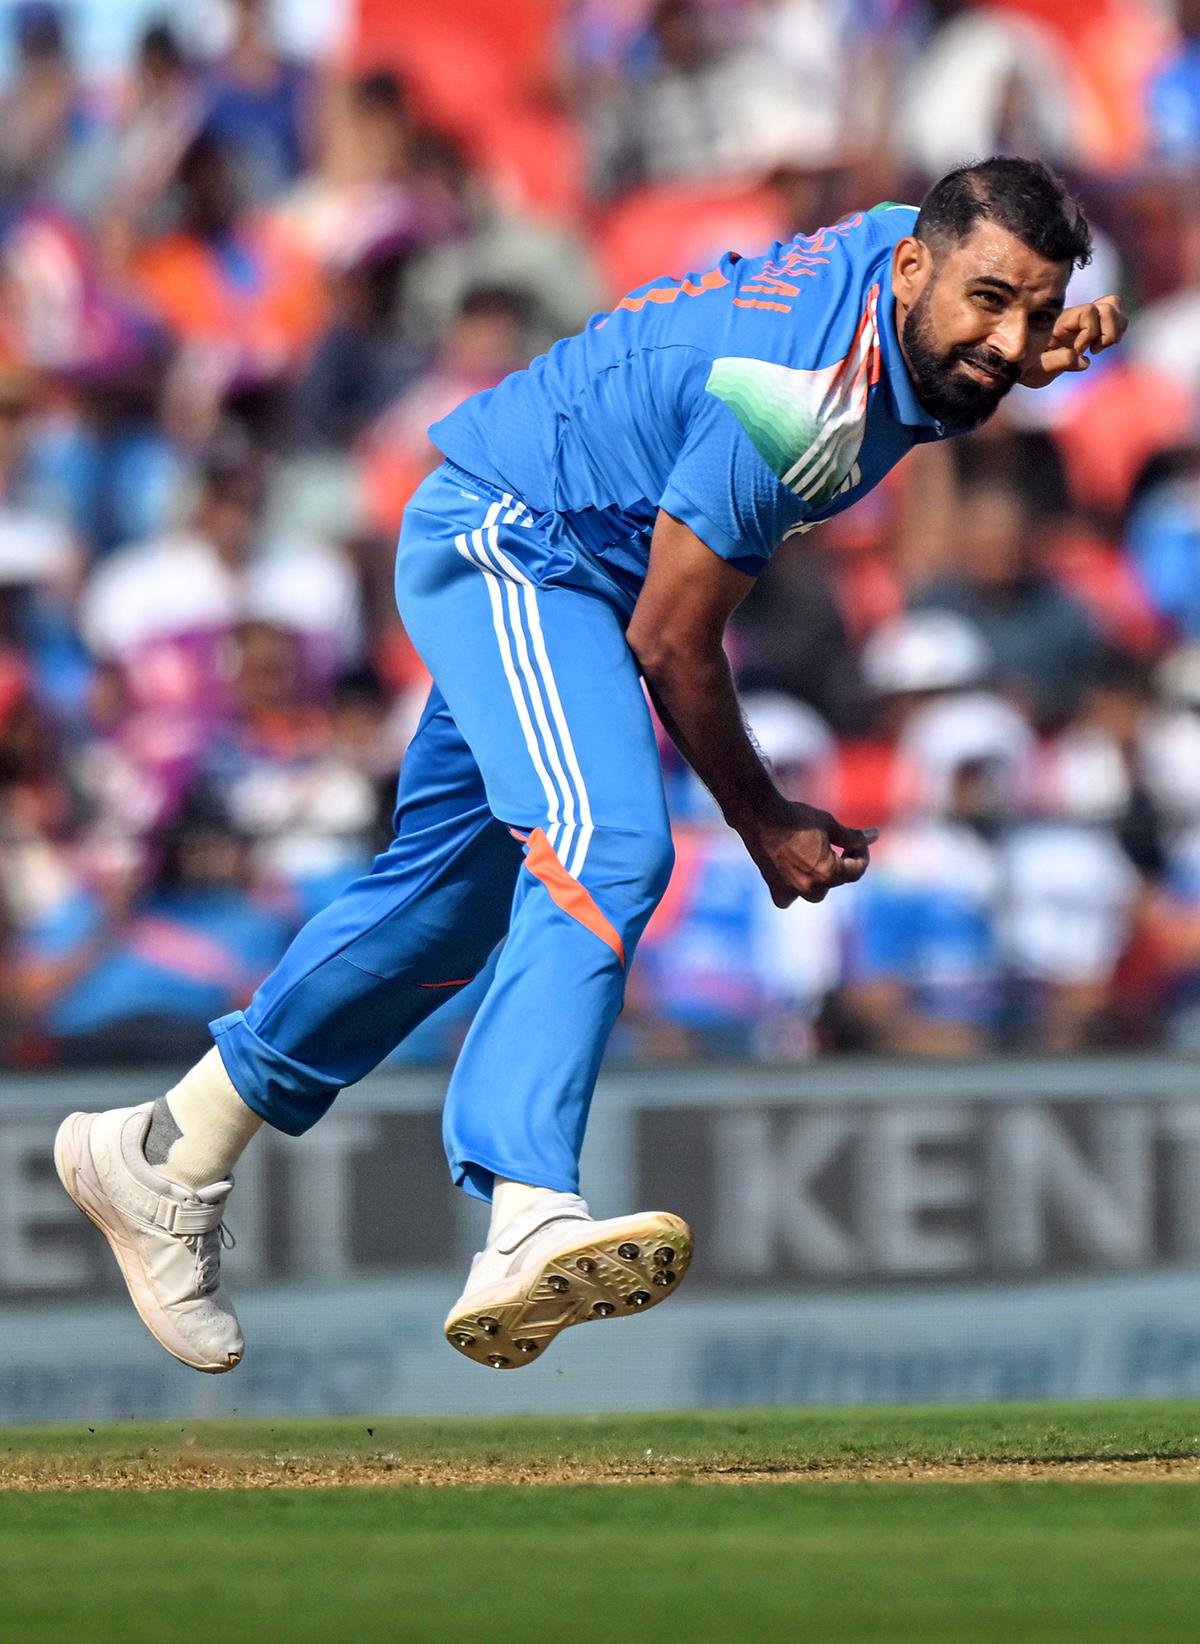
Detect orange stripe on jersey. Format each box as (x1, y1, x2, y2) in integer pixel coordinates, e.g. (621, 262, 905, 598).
(523, 827, 626, 967)
(733, 298, 792, 313)
(614, 265, 729, 314)
(418, 978, 474, 989)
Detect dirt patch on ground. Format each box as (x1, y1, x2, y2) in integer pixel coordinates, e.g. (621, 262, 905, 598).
(5, 1454, 1200, 1491)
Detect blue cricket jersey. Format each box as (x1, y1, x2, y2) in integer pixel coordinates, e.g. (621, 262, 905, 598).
(430, 204, 951, 611)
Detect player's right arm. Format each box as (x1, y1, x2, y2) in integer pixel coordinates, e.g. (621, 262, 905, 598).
(626, 509, 876, 906)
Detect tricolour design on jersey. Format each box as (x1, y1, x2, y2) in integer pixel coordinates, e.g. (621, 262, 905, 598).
(705, 283, 881, 510)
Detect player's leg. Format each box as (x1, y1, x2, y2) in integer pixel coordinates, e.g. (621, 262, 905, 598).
(394, 484, 693, 1365)
(53, 684, 522, 1372)
(209, 686, 521, 1134)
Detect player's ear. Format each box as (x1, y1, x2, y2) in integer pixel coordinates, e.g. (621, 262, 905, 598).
(892, 235, 933, 308)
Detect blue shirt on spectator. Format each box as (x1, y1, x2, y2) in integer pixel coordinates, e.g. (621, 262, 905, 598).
(27, 888, 294, 1038)
(1128, 477, 1200, 639)
(842, 824, 1002, 1029)
(1147, 40, 1200, 158)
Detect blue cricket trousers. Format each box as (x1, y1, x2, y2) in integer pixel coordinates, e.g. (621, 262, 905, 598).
(210, 463, 674, 1201)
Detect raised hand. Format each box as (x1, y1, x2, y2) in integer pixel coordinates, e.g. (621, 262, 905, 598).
(1020, 295, 1127, 389)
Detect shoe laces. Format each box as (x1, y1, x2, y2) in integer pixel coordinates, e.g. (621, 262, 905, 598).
(192, 1222, 234, 1296)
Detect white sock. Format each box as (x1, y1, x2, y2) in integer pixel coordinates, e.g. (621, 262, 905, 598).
(145, 1047, 262, 1190)
(488, 1178, 575, 1244)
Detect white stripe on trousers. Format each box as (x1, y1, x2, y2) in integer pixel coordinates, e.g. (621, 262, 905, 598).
(454, 503, 563, 854)
(454, 495, 594, 876)
(476, 499, 595, 878)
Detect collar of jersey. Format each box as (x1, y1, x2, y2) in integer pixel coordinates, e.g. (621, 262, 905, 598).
(876, 275, 945, 435)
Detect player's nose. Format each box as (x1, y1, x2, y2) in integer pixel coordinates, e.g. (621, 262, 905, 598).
(989, 313, 1028, 363)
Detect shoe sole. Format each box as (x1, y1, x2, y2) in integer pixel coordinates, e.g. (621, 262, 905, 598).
(443, 1212, 693, 1369)
(53, 1112, 241, 1375)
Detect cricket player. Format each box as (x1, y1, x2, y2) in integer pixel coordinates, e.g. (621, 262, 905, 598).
(55, 157, 1125, 1374)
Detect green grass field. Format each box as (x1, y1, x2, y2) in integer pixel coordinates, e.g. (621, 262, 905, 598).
(3, 1403, 1199, 1643)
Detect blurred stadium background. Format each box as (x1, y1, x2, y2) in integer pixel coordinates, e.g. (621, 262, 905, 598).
(3, 0, 1200, 1426)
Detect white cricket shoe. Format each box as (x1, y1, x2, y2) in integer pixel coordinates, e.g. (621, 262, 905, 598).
(444, 1195, 693, 1369)
(54, 1104, 243, 1374)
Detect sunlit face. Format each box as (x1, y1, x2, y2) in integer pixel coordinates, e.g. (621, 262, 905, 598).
(893, 222, 1071, 429)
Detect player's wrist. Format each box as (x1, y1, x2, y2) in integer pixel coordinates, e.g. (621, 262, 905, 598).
(722, 779, 791, 839)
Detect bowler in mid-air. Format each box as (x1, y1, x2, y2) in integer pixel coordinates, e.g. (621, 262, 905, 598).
(56, 156, 1125, 1374)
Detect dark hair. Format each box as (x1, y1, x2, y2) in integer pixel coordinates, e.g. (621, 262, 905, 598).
(14, 2, 65, 60)
(954, 429, 1070, 518)
(915, 157, 1092, 270)
(198, 421, 260, 486)
(140, 21, 185, 72)
(457, 284, 532, 325)
(352, 69, 408, 115)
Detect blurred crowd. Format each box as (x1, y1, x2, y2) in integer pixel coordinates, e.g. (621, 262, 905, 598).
(6, 0, 1200, 1067)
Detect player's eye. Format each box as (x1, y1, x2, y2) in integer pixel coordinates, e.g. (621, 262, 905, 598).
(972, 291, 1004, 310)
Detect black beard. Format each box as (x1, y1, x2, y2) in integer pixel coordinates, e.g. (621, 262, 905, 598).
(901, 285, 1019, 430)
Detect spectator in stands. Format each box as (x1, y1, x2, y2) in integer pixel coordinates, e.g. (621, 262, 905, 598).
(0, 643, 75, 890)
(15, 794, 295, 1064)
(830, 607, 997, 828)
(130, 127, 326, 439)
(299, 247, 426, 449)
(399, 128, 605, 360)
(914, 454, 1100, 730)
(287, 84, 494, 450)
(0, 204, 191, 561)
(1000, 811, 1140, 1051)
(1142, 641, 1200, 835)
(865, 611, 1144, 1055)
(192, 620, 384, 919)
(1146, 0, 1200, 161)
(1125, 183, 1200, 402)
(77, 429, 361, 828)
(84, 22, 203, 251)
(1126, 447, 1200, 641)
(0, 0, 1193, 1067)
(1130, 641, 1200, 1045)
(326, 664, 406, 841)
(202, 0, 314, 202)
(1036, 648, 1167, 879)
(837, 619, 1036, 1054)
(0, 412, 87, 726)
(283, 69, 423, 242)
(748, 0, 904, 180)
(585, 0, 824, 198)
(860, 606, 993, 730)
(731, 533, 870, 735)
(838, 794, 1005, 1056)
(868, 665, 1140, 1052)
(0, 642, 95, 1060)
(899, 1, 1079, 180)
(359, 284, 537, 530)
(0, 1, 97, 212)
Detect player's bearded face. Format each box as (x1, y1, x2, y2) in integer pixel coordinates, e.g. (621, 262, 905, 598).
(902, 280, 1020, 430)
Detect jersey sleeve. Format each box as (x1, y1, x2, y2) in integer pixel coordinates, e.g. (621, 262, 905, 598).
(658, 387, 809, 576)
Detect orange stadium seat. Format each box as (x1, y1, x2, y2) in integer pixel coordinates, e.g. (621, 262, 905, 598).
(831, 740, 901, 829)
(994, 0, 1169, 169)
(355, 0, 584, 218)
(1054, 362, 1195, 519)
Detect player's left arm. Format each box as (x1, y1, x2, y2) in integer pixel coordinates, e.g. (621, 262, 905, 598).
(1020, 294, 1128, 389)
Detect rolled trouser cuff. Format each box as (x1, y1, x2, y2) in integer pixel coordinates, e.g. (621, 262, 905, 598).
(209, 1011, 341, 1137)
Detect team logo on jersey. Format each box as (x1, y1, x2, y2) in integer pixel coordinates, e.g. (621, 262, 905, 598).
(705, 285, 881, 509)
